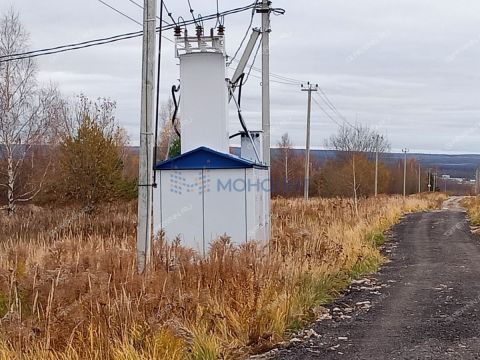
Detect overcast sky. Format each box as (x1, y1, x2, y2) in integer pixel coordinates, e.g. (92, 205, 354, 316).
(3, 0, 480, 154)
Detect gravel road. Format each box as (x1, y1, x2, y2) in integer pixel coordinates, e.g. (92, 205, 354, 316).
(268, 198, 480, 359)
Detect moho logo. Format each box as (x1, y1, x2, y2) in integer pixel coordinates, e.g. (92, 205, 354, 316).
(169, 171, 211, 195)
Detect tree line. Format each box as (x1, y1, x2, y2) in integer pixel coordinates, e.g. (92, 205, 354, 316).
(0, 10, 442, 215)
(271, 129, 432, 199)
(0, 11, 137, 214)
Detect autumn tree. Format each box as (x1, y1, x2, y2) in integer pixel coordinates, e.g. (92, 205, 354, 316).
(57, 95, 133, 206)
(0, 10, 63, 214)
(278, 133, 293, 185)
(155, 98, 182, 161)
(324, 124, 390, 212)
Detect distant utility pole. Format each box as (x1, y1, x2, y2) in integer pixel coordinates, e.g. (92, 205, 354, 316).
(476, 167, 480, 195)
(301, 82, 318, 200)
(433, 171, 437, 192)
(374, 135, 382, 197)
(259, 0, 271, 166)
(428, 168, 432, 192)
(137, 0, 158, 273)
(418, 164, 421, 193)
(402, 148, 409, 197)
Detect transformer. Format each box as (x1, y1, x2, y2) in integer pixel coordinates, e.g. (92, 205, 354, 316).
(152, 28, 270, 255)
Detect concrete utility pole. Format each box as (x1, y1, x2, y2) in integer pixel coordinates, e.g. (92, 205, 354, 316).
(260, 0, 271, 166)
(137, 0, 157, 273)
(428, 169, 432, 192)
(433, 171, 437, 192)
(374, 135, 382, 197)
(301, 83, 318, 200)
(402, 148, 409, 197)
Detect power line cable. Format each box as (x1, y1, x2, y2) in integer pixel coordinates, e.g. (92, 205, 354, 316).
(97, 0, 142, 26)
(312, 96, 344, 127)
(97, 0, 174, 43)
(153, 0, 164, 186)
(186, 0, 198, 25)
(215, 0, 221, 27)
(246, 72, 300, 86)
(125, 0, 172, 25)
(162, 1, 178, 25)
(314, 91, 354, 128)
(230, 58, 304, 84)
(227, 0, 258, 66)
(316, 88, 355, 128)
(0, 2, 258, 62)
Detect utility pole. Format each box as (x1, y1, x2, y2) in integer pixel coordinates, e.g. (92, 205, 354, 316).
(259, 0, 271, 166)
(137, 0, 157, 273)
(433, 171, 437, 192)
(476, 167, 480, 195)
(374, 135, 382, 197)
(402, 148, 409, 197)
(301, 82, 318, 200)
(428, 168, 432, 192)
(418, 164, 421, 193)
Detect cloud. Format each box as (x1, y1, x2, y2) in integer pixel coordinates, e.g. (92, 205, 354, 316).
(3, 0, 480, 153)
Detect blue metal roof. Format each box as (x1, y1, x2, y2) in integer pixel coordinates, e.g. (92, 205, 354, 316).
(154, 146, 268, 170)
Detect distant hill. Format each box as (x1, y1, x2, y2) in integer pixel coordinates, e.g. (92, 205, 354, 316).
(141, 147, 480, 180)
(232, 148, 480, 180)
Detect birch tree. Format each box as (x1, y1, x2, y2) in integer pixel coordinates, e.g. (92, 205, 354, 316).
(0, 10, 62, 214)
(278, 133, 292, 184)
(326, 124, 390, 213)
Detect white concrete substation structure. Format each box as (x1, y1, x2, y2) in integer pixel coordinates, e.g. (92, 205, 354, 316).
(152, 30, 270, 256)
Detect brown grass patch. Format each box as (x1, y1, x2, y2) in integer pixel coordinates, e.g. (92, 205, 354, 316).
(0, 195, 444, 359)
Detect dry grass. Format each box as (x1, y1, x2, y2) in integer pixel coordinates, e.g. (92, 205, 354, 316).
(460, 196, 480, 226)
(0, 194, 444, 359)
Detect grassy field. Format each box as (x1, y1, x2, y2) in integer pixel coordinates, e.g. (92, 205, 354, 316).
(0, 195, 444, 359)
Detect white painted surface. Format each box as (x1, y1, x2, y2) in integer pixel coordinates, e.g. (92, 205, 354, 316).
(153, 166, 270, 256)
(159, 170, 204, 252)
(241, 131, 263, 163)
(204, 169, 246, 246)
(180, 52, 229, 154)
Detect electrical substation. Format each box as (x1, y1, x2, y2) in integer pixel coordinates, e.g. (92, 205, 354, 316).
(151, 20, 271, 255)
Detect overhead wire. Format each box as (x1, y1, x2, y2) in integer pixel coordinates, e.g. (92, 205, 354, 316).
(97, 0, 142, 26)
(214, 0, 221, 27)
(153, 0, 165, 185)
(230, 57, 354, 128)
(0, 2, 258, 62)
(162, 1, 178, 25)
(227, 0, 258, 66)
(96, 0, 174, 43)
(186, 0, 198, 25)
(125, 0, 172, 25)
(312, 96, 344, 127)
(316, 88, 355, 128)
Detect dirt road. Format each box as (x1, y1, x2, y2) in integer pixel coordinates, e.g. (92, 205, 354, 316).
(269, 198, 480, 359)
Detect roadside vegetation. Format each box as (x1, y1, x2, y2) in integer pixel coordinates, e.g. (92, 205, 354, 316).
(0, 9, 451, 360)
(461, 197, 480, 226)
(0, 194, 444, 359)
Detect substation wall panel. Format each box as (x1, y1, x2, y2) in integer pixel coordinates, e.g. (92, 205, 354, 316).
(245, 168, 257, 242)
(159, 170, 204, 252)
(203, 168, 247, 246)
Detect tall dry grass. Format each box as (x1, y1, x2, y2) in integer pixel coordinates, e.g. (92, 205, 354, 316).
(0, 195, 444, 359)
(461, 196, 480, 226)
